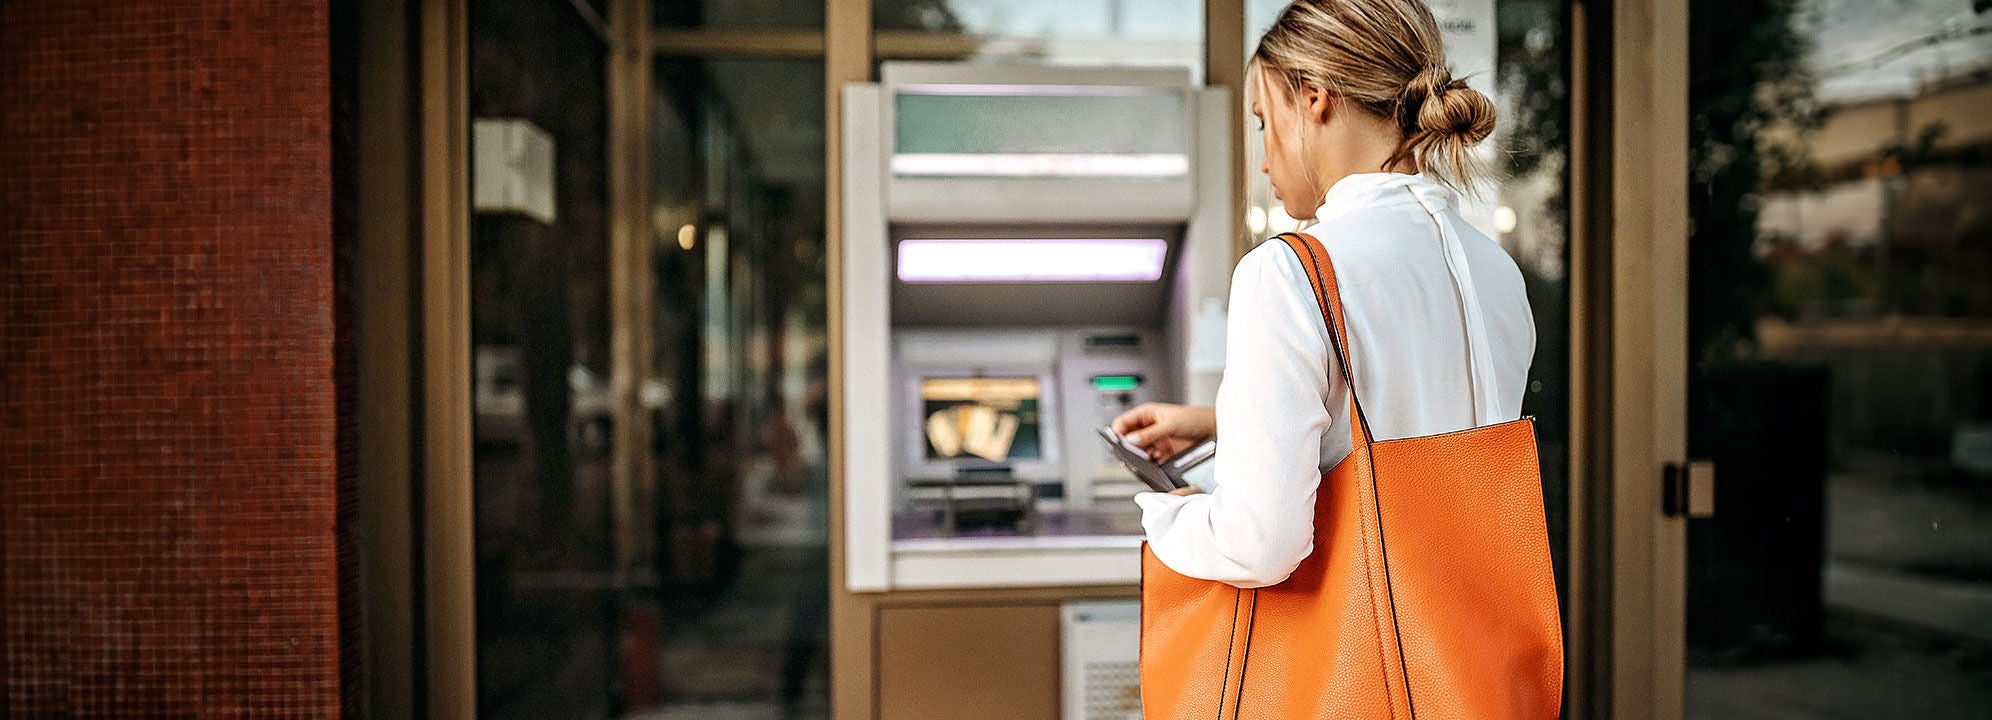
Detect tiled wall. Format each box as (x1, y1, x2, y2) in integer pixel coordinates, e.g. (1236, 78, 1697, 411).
(1, 1, 342, 715)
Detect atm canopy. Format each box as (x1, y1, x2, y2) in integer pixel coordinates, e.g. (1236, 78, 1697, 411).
(878, 63, 1203, 226)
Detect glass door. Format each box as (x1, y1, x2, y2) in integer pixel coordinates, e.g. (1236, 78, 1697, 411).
(1682, 1, 1992, 717)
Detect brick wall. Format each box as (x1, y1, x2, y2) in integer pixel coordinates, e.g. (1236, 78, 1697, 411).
(1, 1, 342, 716)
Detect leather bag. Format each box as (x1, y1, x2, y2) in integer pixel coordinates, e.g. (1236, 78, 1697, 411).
(1139, 231, 1563, 719)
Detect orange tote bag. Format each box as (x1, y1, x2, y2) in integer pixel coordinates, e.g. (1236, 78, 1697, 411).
(1140, 232, 1562, 719)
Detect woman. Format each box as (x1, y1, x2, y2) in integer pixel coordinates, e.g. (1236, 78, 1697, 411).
(1113, 0, 1535, 588)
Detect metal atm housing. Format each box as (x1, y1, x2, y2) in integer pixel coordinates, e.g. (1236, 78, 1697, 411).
(842, 63, 1234, 591)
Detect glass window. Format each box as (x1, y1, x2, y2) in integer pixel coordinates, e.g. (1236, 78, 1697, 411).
(875, 0, 1204, 76)
(468, 1, 617, 717)
(643, 56, 831, 718)
(470, 8, 835, 720)
(1685, 0, 1992, 716)
(655, 0, 824, 29)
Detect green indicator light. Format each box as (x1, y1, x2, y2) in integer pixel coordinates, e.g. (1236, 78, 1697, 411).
(1092, 375, 1141, 391)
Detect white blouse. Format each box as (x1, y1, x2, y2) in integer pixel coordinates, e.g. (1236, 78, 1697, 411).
(1135, 172, 1536, 588)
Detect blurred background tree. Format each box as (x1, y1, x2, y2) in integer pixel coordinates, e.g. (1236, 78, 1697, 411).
(1689, 0, 1819, 364)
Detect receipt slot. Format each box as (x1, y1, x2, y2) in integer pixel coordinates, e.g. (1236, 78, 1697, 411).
(841, 63, 1234, 591)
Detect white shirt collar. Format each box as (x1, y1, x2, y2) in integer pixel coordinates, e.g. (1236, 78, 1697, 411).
(1309, 171, 1455, 223)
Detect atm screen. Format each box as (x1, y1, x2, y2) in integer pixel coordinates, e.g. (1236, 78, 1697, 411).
(920, 377, 1045, 462)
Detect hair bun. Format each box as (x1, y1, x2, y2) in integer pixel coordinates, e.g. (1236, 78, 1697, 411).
(1410, 67, 1495, 146)
(1255, 0, 1497, 192)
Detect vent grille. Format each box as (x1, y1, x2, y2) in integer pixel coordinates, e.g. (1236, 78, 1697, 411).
(1062, 600, 1143, 719)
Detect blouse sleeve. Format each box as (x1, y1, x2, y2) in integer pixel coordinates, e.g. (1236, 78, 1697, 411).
(1133, 243, 1340, 588)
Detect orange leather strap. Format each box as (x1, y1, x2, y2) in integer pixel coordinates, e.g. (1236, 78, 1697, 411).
(1277, 232, 1375, 442)
(1277, 231, 1415, 716)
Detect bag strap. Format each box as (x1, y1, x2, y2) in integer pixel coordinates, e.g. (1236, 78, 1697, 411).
(1281, 231, 1418, 717)
(1277, 232, 1375, 444)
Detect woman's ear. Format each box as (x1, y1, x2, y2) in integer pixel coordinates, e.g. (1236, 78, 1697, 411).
(1299, 82, 1334, 125)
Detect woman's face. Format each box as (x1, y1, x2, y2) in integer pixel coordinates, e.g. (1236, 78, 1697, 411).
(1252, 68, 1323, 221)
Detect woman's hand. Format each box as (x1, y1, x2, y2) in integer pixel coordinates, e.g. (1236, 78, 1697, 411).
(1110, 403, 1216, 460)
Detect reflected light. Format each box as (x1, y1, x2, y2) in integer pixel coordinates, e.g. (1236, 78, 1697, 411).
(897, 239, 1167, 283)
(1494, 206, 1518, 235)
(1247, 206, 1268, 235)
(677, 223, 696, 250)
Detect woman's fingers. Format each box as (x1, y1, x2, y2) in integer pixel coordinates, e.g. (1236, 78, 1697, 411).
(1110, 403, 1161, 437)
(1117, 404, 1191, 447)
(1113, 403, 1213, 457)
(1138, 435, 1193, 460)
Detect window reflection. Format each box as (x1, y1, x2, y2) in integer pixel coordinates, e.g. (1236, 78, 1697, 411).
(655, 0, 824, 29)
(642, 56, 831, 718)
(469, 1, 617, 717)
(1487, 0, 1574, 597)
(878, 0, 1202, 38)
(1686, 0, 1992, 716)
(875, 0, 1204, 75)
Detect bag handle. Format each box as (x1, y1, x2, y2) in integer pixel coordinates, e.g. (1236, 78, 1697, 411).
(1280, 231, 1415, 714)
(1277, 232, 1376, 444)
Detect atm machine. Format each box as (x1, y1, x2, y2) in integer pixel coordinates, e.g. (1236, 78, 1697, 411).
(840, 63, 1234, 718)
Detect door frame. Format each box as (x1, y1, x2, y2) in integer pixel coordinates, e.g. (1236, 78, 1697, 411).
(1566, 0, 1691, 717)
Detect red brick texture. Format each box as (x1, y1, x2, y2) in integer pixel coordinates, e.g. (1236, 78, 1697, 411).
(1, 2, 341, 717)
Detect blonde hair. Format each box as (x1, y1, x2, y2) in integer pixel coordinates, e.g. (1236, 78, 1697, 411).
(1252, 0, 1496, 192)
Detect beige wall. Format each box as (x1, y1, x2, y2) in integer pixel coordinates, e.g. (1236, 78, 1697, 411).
(1811, 80, 1992, 169)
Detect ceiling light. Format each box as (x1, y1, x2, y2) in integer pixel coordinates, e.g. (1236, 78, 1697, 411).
(897, 239, 1168, 283)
